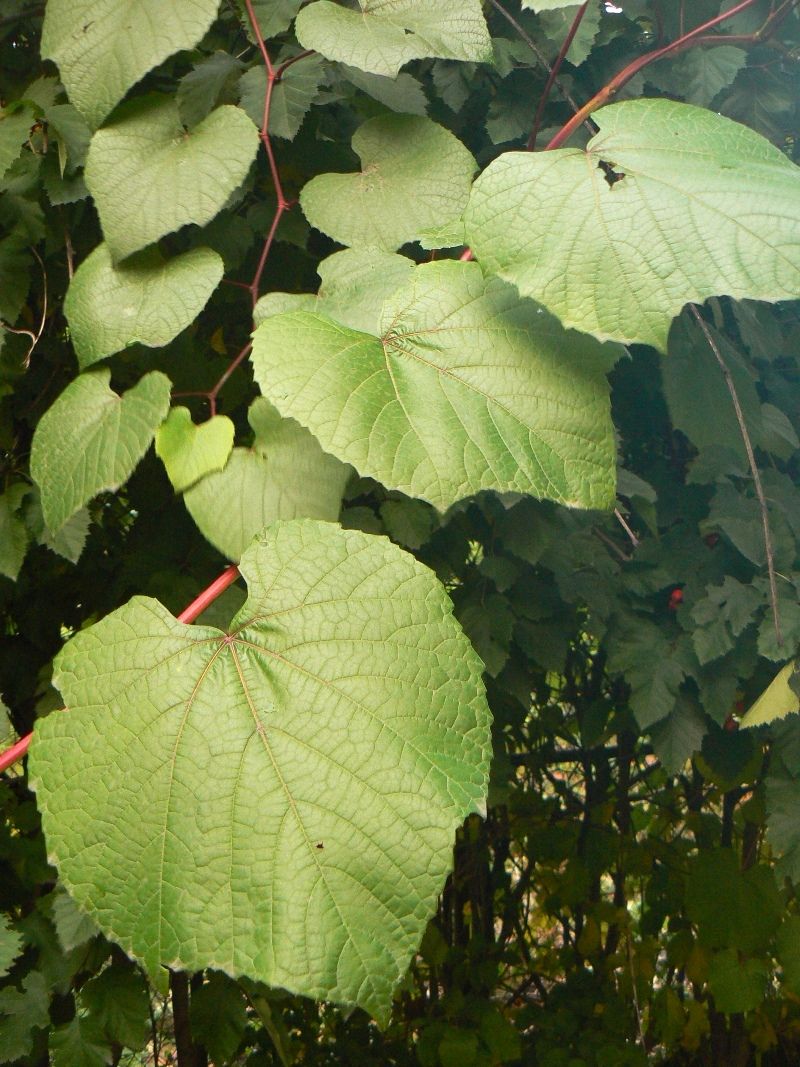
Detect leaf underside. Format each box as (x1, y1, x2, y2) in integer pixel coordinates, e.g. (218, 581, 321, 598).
(29, 520, 492, 1022)
(466, 99, 800, 350)
(251, 260, 618, 512)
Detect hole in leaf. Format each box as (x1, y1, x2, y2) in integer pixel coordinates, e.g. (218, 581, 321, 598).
(598, 159, 625, 188)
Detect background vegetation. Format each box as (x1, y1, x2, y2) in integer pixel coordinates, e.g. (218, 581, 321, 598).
(3, 1, 800, 1064)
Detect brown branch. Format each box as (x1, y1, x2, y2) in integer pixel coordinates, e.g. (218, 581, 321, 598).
(528, 2, 590, 150)
(485, 0, 594, 133)
(690, 305, 782, 647)
(546, 0, 765, 150)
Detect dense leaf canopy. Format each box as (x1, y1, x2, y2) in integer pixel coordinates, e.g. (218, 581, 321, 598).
(2, 1, 800, 1065)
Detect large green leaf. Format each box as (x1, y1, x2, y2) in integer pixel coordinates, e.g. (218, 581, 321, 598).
(65, 243, 224, 368)
(184, 398, 351, 560)
(85, 96, 259, 261)
(300, 115, 475, 251)
(251, 261, 617, 511)
(465, 99, 800, 350)
(30, 369, 171, 533)
(29, 519, 491, 1022)
(254, 248, 416, 333)
(295, 0, 492, 78)
(41, 0, 222, 128)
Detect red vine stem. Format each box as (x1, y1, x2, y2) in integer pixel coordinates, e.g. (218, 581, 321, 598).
(0, 565, 241, 776)
(528, 2, 589, 151)
(459, 0, 782, 264)
(200, 2, 308, 413)
(545, 0, 769, 150)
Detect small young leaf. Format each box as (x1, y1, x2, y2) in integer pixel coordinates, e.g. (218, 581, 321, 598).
(85, 96, 259, 261)
(300, 115, 475, 251)
(295, 0, 492, 78)
(30, 369, 171, 533)
(156, 408, 235, 493)
(65, 244, 224, 367)
(42, 0, 222, 128)
(29, 519, 492, 1023)
(240, 55, 326, 140)
(184, 398, 350, 560)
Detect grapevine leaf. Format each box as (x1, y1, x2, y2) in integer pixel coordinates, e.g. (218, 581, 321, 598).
(85, 96, 259, 261)
(707, 950, 770, 1014)
(0, 915, 22, 978)
(655, 46, 748, 108)
(45, 104, 92, 173)
(0, 105, 34, 182)
(300, 115, 475, 250)
(239, 56, 326, 141)
(50, 1015, 110, 1067)
(156, 408, 235, 493)
(184, 398, 350, 560)
(465, 99, 800, 350)
(251, 260, 618, 512)
(80, 969, 150, 1049)
(189, 974, 248, 1063)
(537, 5, 602, 66)
(50, 888, 100, 953)
(241, 0, 304, 41)
(29, 519, 492, 1023)
(65, 244, 224, 368)
(662, 316, 763, 461)
(295, 0, 492, 78)
(41, 0, 222, 128)
(0, 236, 30, 322)
(0, 972, 50, 1062)
(30, 369, 171, 533)
(339, 65, 428, 116)
(0, 484, 29, 581)
(178, 53, 244, 128)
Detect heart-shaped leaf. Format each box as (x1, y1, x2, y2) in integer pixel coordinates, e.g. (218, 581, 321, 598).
(465, 99, 800, 350)
(295, 0, 492, 78)
(29, 519, 491, 1022)
(155, 407, 235, 493)
(251, 260, 618, 511)
(184, 398, 350, 560)
(300, 115, 475, 251)
(42, 0, 221, 128)
(254, 248, 416, 334)
(65, 244, 224, 368)
(85, 96, 259, 261)
(30, 369, 171, 532)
